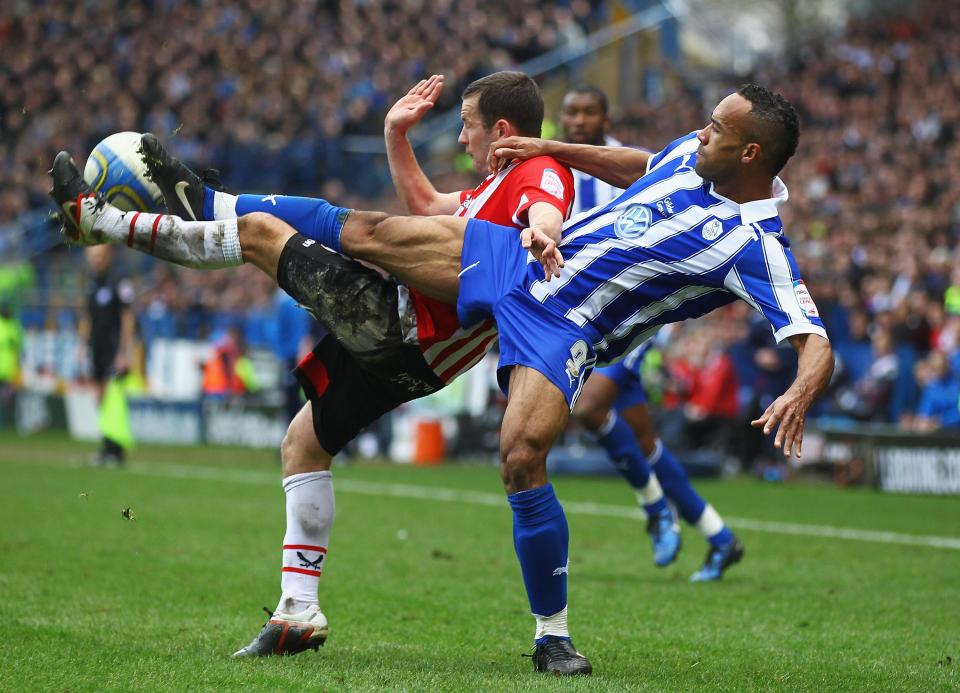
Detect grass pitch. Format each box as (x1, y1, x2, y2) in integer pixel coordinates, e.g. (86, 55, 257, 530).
(0, 434, 957, 691)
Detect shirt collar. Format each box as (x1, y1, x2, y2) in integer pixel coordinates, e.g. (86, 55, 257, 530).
(708, 176, 789, 225)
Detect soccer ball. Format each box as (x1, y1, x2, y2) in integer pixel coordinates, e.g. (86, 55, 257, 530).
(83, 132, 163, 212)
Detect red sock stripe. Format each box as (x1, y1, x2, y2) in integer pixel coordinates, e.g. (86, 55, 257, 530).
(148, 214, 164, 254)
(127, 212, 142, 247)
(282, 566, 322, 577)
(283, 544, 327, 553)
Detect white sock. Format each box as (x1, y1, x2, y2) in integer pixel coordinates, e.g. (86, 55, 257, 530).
(276, 470, 335, 615)
(635, 474, 665, 507)
(81, 200, 242, 268)
(696, 504, 725, 539)
(213, 191, 239, 220)
(535, 606, 569, 641)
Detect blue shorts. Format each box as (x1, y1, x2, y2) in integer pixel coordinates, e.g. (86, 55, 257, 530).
(494, 288, 597, 410)
(457, 219, 530, 327)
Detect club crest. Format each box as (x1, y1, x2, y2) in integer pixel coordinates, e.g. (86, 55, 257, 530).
(702, 218, 723, 240)
(614, 204, 652, 240)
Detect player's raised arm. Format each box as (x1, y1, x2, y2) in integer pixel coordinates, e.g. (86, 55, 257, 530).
(489, 137, 651, 189)
(384, 75, 461, 216)
(751, 333, 833, 458)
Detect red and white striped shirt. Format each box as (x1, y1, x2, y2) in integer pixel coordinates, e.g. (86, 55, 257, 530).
(405, 157, 574, 383)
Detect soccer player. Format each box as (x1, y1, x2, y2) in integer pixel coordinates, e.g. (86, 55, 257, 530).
(558, 86, 743, 579)
(51, 84, 834, 676)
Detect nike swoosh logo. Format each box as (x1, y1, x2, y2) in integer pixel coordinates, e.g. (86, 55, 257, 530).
(60, 201, 79, 240)
(458, 261, 480, 277)
(174, 181, 198, 221)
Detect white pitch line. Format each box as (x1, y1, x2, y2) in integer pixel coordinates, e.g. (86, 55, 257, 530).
(127, 462, 960, 551)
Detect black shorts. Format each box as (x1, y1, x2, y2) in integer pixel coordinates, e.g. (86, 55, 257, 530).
(278, 234, 445, 453)
(90, 340, 118, 382)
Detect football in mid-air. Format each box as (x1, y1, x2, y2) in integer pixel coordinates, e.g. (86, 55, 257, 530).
(83, 131, 163, 212)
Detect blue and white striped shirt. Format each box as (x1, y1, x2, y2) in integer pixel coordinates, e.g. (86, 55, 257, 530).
(523, 132, 828, 366)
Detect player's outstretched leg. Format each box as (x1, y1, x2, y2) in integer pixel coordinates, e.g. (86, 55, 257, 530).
(48, 151, 244, 268)
(234, 403, 334, 657)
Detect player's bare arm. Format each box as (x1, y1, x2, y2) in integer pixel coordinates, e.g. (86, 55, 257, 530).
(522, 201, 564, 280)
(751, 333, 834, 458)
(490, 137, 652, 189)
(384, 75, 461, 216)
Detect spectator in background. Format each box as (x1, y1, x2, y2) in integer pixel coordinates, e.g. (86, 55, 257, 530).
(82, 245, 135, 466)
(269, 289, 312, 423)
(835, 328, 899, 421)
(911, 349, 960, 431)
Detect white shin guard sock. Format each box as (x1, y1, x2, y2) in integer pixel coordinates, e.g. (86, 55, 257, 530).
(277, 470, 335, 615)
(535, 606, 570, 641)
(84, 203, 242, 268)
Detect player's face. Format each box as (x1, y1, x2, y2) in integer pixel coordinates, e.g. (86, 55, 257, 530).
(560, 93, 607, 145)
(694, 93, 752, 184)
(458, 96, 498, 173)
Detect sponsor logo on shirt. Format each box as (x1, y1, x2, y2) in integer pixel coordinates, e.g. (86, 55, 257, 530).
(793, 279, 820, 318)
(614, 204, 652, 240)
(540, 168, 566, 201)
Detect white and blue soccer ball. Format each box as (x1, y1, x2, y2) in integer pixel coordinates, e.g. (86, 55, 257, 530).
(83, 131, 163, 212)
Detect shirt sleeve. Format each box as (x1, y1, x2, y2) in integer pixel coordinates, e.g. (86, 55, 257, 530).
(506, 158, 574, 226)
(723, 233, 828, 344)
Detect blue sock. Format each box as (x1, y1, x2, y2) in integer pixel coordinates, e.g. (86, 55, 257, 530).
(649, 441, 706, 524)
(507, 484, 568, 619)
(236, 194, 351, 252)
(651, 440, 733, 546)
(708, 525, 735, 548)
(598, 413, 667, 517)
(202, 186, 216, 221)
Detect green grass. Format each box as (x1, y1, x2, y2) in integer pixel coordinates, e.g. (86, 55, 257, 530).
(0, 434, 958, 691)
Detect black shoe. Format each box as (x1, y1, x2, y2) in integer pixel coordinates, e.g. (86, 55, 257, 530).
(528, 636, 592, 676)
(232, 606, 329, 657)
(139, 133, 223, 221)
(690, 536, 744, 582)
(48, 151, 103, 245)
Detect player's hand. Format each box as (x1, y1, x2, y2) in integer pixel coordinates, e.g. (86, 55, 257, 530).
(488, 137, 550, 173)
(384, 75, 444, 136)
(751, 389, 813, 459)
(522, 226, 564, 280)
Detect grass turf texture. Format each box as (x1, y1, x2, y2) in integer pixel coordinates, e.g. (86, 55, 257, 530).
(0, 434, 957, 691)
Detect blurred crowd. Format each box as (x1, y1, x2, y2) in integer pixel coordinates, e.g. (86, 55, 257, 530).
(4, 0, 960, 445)
(0, 0, 602, 226)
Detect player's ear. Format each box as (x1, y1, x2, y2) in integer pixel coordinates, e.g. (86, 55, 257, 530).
(741, 142, 761, 165)
(494, 118, 512, 138)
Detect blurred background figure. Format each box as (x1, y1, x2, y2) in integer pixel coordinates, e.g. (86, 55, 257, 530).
(82, 245, 135, 466)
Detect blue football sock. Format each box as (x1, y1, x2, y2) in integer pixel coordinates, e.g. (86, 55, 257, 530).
(236, 194, 351, 252)
(708, 525, 735, 548)
(649, 440, 706, 524)
(598, 413, 667, 516)
(202, 186, 216, 221)
(508, 484, 568, 619)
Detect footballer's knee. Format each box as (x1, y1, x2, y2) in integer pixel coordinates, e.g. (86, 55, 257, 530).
(280, 411, 332, 478)
(339, 211, 392, 254)
(500, 436, 549, 494)
(573, 396, 610, 433)
(238, 212, 296, 276)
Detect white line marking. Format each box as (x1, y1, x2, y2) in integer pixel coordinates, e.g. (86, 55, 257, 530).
(126, 462, 960, 551)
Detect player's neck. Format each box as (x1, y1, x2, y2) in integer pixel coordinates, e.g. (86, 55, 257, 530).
(712, 176, 774, 205)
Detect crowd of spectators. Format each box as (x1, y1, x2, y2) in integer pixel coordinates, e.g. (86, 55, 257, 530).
(4, 0, 960, 444)
(605, 2, 960, 440)
(0, 0, 602, 229)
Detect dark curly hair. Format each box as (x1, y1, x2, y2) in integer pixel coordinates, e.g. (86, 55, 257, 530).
(737, 84, 800, 175)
